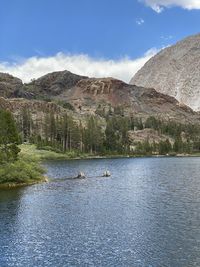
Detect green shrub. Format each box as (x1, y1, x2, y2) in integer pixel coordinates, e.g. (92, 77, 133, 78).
(0, 158, 45, 185)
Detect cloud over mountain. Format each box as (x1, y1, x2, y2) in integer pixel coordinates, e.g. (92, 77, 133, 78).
(140, 0, 200, 12)
(0, 49, 157, 83)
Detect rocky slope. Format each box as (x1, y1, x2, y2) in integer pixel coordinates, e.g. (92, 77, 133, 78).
(57, 77, 198, 123)
(128, 128, 174, 145)
(23, 70, 88, 98)
(0, 97, 62, 115)
(0, 73, 23, 98)
(0, 71, 199, 124)
(130, 33, 200, 111)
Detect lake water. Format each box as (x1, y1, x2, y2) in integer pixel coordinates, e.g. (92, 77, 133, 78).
(0, 157, 200, 267)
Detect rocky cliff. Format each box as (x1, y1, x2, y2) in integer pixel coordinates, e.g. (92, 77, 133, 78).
(59, 77, 197, 123)
(130, 33, 200, 111)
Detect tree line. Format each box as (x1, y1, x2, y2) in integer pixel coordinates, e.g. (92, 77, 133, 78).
(14, 108, 200, 155)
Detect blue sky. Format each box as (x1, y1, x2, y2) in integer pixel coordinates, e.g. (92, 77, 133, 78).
(1, 0, 200, 82)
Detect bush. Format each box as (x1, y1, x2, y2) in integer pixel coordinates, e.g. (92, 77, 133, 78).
(57, 101, 75, 111)
(0, 158, 45, 185)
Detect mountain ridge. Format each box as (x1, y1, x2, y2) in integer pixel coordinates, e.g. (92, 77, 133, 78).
(130, 33, 200, 111)
(0, 70, 199, 124)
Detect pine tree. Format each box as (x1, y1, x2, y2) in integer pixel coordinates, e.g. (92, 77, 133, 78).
(20, 107, 32, 142)
(84, 116, 103, 153)
(0, 109, 20, 162)
(173, 136, 183, 153)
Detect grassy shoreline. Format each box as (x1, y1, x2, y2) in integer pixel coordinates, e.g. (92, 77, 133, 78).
(19, 144, 132, 161)
(1, 144, 200, 190)
(19, 144, 200, 161)
(0, 147, 48, 189)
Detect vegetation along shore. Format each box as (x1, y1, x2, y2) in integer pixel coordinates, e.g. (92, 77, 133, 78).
(0, 109, 46, 188)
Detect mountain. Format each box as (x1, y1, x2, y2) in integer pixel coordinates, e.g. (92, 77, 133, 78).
(130, 33, 200, 111)
(0, 71, 198, 124)
(1, 70, 200, 153)
(24, 70, 88, 98)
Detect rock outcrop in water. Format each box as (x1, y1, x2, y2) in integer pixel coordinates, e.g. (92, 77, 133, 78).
(130, 33, 200, 111)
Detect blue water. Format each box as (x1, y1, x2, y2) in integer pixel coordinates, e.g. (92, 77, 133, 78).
(0, 157, 200, 267)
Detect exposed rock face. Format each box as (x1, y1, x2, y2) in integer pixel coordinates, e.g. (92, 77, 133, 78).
(60, 77, 197, 123)
(128, 129, 174, 145)
(130, 33, 200, 111)
(61, 78, 133, 108)
(0, 73, 23, 98)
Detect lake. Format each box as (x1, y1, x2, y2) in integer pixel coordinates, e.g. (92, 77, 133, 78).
(0, 157, 200, 267)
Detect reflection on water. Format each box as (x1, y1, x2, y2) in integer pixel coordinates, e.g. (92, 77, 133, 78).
(0, 157, 200, 267)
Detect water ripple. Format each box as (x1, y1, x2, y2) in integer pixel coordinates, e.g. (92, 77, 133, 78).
(0, 157, 200, 266)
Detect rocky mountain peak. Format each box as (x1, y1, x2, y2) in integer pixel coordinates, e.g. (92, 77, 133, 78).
(130, 33, 200, 111)
(25, 70, 88, 96)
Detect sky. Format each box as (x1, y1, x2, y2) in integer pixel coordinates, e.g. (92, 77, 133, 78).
(0, 0, 200, 83)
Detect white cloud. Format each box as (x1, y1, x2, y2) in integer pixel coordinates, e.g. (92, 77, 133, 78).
(140, 0, 200, 12)
(0, 49, 158, 83)
(136, 18, 145, 25)
(161, 35, 173, 40)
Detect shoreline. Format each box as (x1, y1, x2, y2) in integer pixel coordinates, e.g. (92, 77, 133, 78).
(0, 176, 48, 190)
(20, 144, 200, 161)
(42, 153, 200, 161)
(2, 145, 200, 190)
